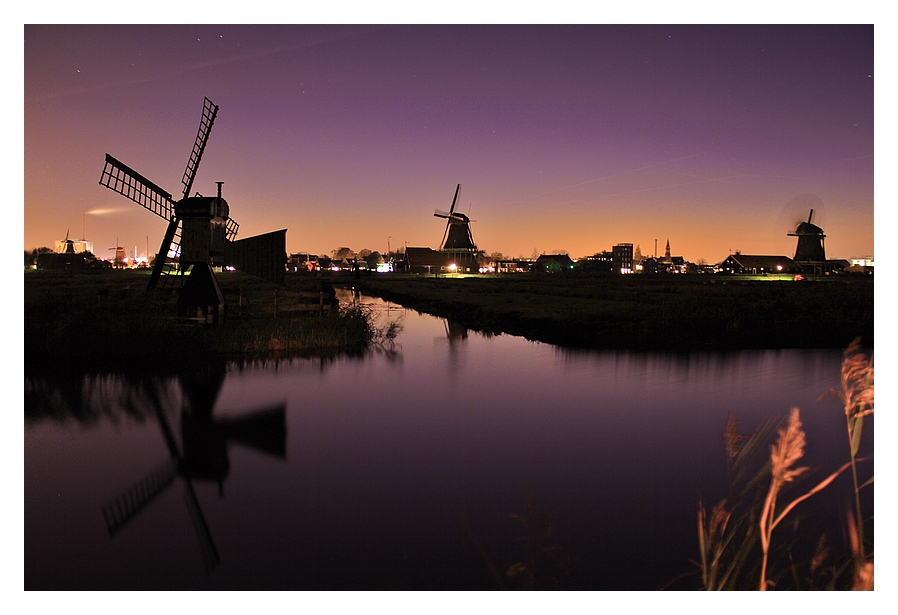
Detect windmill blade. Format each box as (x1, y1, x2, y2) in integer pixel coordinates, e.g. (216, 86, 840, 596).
(182, 478, 221, 573)
(181, 97, 219, 200)
(100, 154, 175, 221)
(434, 209, 452, 218)
(226, 217, 239, 241)
(101, 458, 179, 535)
(448, 183, 461, 215)
(440, 218, 451, 250)
(147, 218, 182, 292)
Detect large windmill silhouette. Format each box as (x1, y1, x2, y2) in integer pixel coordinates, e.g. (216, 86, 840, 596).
(432, 184, 484, 273)
(99, 97, 286, 296)
(433, 184, 477, 250)
(99, 98, 236, 292)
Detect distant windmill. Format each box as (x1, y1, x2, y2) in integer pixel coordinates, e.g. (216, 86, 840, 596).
(62, 230, 75, 254)
(108, 240, 125, 267)
(788, 208, 827, 263)
(776, 193, 828, 268)
(434, 184, 477, 251)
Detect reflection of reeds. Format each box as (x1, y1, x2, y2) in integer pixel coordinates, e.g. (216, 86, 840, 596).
(461, 484, 579, 590)
(505, 484, 576, 590)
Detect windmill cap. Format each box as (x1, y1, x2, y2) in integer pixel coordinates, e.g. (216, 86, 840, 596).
(175, 195, 229, 220)
(789, 221, 824, 236)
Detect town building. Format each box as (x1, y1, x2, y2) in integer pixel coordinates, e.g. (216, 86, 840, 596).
(533, 253, 575, 273)
(717, 253, 801, 274)
(612, 243, 634, 274)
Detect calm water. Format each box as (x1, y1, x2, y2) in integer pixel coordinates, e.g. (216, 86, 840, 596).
(25, 291, 864, 590)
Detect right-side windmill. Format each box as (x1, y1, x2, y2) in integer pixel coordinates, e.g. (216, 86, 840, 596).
(434, 184, 477, 251)
(788, 208, 827, 275)
(432, 183, 484, 273)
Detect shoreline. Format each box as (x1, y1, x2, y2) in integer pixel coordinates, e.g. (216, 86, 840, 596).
(353, 273, 873, 352)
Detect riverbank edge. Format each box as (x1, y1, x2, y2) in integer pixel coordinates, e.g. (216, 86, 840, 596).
(23, 270, 377, 376)
(353, 274, 874, 352)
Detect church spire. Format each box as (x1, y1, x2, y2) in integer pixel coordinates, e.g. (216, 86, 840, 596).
(665, 239, 671, 260)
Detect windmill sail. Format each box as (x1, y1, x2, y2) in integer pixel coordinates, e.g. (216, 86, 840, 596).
(101, 458, 179, 535)
(181, 97, 219, 199)
(148, 217, 183, 292)
(182, 479, 221, 572)
(99, 154, 175, 221)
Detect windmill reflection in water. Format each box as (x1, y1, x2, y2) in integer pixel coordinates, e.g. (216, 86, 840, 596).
(101, 367, 287, 573)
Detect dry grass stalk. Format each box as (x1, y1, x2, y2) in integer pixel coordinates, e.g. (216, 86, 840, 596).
(839, 339, 874, 420)
(698, 340, 873, 590)
(846, 508, 874, 590)
(759, 407, 808, 590)
(758, 407, 854, 590)
(724, 413, 746, 461)
(697, 499, 734, 590)
(823, 338, 874, 567)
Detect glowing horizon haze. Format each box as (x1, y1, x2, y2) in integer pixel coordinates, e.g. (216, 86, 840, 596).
(24, 24, 874, 264)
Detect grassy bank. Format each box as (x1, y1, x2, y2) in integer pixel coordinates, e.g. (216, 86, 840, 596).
(354, 273, 873, 351)
(24, 269, 378, 375)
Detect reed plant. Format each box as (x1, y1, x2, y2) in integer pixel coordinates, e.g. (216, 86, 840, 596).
(696, 339, 874, 590)
(822, 339, 874, 588)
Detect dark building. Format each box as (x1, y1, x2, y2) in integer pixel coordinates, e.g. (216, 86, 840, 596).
(225, 229, 287, 285)
(533, 254, 575, 273)
(718, 253, 801, 275)
(612, 243, 634, 274)
(404, 247, 456, 274)
(577, 252, 613, 273)
(288, 253, 319, 272)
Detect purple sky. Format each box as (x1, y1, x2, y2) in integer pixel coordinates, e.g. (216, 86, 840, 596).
(24, 24, 874, 263)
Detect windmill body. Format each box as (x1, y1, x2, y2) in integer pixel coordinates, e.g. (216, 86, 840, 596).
(788, 208, 827, 274)
(176, 183, 230, 267)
